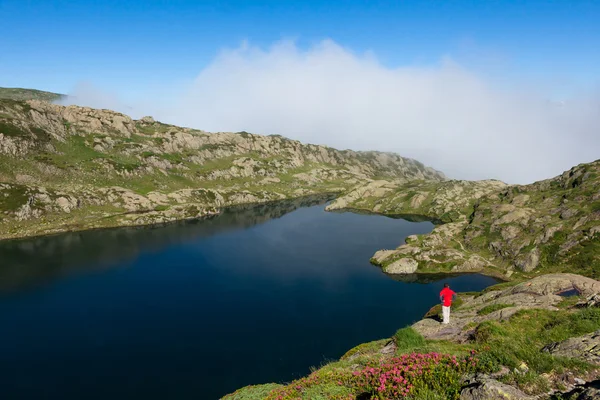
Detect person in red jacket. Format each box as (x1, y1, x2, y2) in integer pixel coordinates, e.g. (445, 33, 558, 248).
(439, 283, 457, 324)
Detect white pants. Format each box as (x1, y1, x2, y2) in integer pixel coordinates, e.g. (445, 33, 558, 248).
(442, 306, 451, 324)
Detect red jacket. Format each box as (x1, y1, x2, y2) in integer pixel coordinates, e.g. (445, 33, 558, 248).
(440, 287, 456, 307)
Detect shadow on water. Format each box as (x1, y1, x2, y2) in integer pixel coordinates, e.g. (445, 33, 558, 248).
(385, 272, 488, 284)
(0, 194, 333, 293)
(328, 207, 442, 224)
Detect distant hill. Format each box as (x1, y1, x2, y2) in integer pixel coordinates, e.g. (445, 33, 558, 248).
(0, 98, 445, 240)
(0, 87, 64, 102)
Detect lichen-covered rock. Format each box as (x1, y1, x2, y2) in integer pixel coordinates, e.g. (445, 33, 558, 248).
(515, 247, 540, 272)
(542, 330, 600, 365)
(506, 273, 600, 297)
(383, 258, 418, 274)
(581, 293, 600, 308)
(371, 249, 397, 264)
(460, 377, 535, 400)
(568, 385, 600, 400)
(452, 256, 486, 272)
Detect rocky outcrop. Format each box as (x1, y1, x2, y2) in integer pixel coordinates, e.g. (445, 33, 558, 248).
(460, 377, 535, 400)
(326, 179, 505, 220)
(411, 274, 595, 342)
(506, 273, 600, 297)
(0, 100, 445, 182)
(581, 293, 600, 308)
(558, 382, 600, 400)
(0, 98, 445, 240)
(383, 257, 418, 274)
(360, 160, 600, 278)
(543, 330, 600, 364)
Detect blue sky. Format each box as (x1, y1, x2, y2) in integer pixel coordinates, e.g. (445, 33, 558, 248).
(1, 0, 599, 183)
(1, 0, 599, 98)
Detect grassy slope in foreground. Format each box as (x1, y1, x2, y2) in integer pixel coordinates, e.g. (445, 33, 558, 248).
(0, 98, 443, 240)
(224, 274, 600, 399)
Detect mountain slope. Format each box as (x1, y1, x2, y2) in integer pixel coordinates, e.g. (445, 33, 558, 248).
(0, 87, 64, 102)
(330, 160, 600, 279)
(0, 99, 444, 239)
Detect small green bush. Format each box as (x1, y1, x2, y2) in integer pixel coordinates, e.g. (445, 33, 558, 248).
(394, 327, 426, 352)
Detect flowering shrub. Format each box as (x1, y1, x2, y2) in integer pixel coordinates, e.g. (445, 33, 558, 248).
(262, 351, 479, 400)
(265, 368, 354, 400)
(352, 351, 479, 399)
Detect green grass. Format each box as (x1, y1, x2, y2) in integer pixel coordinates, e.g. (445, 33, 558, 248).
(160, 152, 184, 164)
(408, 387, 452, 400)
(480, 279, 523, 294)
(472, 308, 600, 394)
(340, 339, 388, 360)
(477, 303, 514, 316)
(0, 87, 64, 102)
(394, 327, 426, 352)
(299, 383, 354, 399)
(0, 121, 24, 137)
(0, 184, 31, 212)
(222, 383, 283, 400)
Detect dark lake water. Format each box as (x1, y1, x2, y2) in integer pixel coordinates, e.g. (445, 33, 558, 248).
(0, 197, 499, 399)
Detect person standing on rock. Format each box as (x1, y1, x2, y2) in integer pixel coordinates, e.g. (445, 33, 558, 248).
(440, 283, 457, 324)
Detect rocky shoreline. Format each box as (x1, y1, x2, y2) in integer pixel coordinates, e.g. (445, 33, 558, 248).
(0, 190, 337, 242)
(224, 273, 600, 399)
(224, 161, 600, 399)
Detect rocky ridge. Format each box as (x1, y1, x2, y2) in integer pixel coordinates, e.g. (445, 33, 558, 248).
(329, 161, 600, 280)
(0, 99, 444, 239)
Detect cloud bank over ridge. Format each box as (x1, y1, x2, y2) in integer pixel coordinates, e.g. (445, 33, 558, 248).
(63, 40, 600, 184)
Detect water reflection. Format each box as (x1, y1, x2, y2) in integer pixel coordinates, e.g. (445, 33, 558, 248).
(0, 197, 498, 400)
(0, 195, 333, 293)
(386, 272, 486, 284)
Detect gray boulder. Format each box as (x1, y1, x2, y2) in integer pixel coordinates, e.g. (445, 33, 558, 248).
(383, 258, 418, 274)
(542, 330, 600, 365)
(460, 378, 535, 400)
(505, 274, 600, 297)
(515, 247, 540, 272)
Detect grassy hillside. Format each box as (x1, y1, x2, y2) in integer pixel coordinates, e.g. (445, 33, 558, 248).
(0, 98, 444, 239)
(0, 87, 64, 102)
(329, 160, 600, 280)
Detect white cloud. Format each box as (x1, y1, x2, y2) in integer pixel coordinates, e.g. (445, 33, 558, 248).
(59, 82, 133, 113)
(64, 40, 600, 184)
